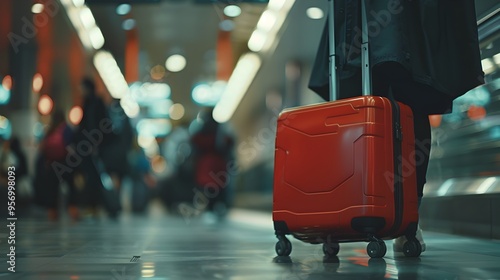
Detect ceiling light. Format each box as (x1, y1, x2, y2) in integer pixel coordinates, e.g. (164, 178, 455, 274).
(257, 10, 277, 32)
(268, 0, 286, 11)
(213, 53, 261, 123)
(116, 3, 131, 15)
(248, 29, 267, 52)
(89, 26, 105, 49)
(165, 54, 187, 73)
(72, 0, 85, 8)
(120, 96, 140, 118)
(306, 7, 324, 19)
(94, 50, 129, 99)
(224, 5, 241, 17)
(32, 3, 44, 14)
(79, 6, 96, 29)
(122, 18, 136, 30)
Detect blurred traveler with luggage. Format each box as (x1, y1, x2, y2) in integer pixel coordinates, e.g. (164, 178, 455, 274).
(190, 108, 235, 218)
(35, 109, 80, 221)
(74, 77, 117, 219)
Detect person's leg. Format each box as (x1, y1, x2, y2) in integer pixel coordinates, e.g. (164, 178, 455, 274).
(412, 113, 431, 207)
(45, 163, 61, 221)
(63, 170, 80, 221)
(374, 62, 429, 252)
(375, 62, 431, 203)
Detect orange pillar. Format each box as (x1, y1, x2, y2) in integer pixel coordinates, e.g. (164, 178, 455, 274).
(0, 0, 12, 75)
(125, 26, 139, 83)
(35, 0, 54, 95)
(216, 29, 233, 81)
(69, 33, 85, 106)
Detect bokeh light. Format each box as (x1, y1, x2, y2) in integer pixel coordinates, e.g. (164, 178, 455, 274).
(151, 155, 167, 174)
(116, 3, 131, 15)
(38, 95, 54, 116)
(429, 115, 442, 128)
(306, 7, 324, 19)
(165, 54, 187, 73)
(33, 73, 44, 93)
(32, 3, 44, 14)
(150, 65, 166, 80)
(2, 75, 13, 91)
(467, 105, 487, 121)
(69, 106, 84, 125)
(169, 103, 185, 121)
(224, 5, 241, 17)
(122, 19, 136, 30)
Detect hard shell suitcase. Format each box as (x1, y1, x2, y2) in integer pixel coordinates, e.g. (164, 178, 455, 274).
(272, 0, 421, 258)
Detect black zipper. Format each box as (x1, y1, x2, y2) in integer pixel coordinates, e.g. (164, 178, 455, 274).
(388, 95, 404, 236)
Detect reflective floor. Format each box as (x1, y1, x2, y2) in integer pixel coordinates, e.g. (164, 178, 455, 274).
(1, 205, 500, 280)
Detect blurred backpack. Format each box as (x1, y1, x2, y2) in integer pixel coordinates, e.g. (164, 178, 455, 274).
(42, 124, 68, 162)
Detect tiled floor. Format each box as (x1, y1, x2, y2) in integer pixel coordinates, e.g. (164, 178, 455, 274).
(1, 206, 500, 280)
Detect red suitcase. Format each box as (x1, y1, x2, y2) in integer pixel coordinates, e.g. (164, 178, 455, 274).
(272, 0, 422, 258)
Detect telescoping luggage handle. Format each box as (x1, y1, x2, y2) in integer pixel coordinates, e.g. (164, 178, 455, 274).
(328, 0, 372, 101)
(328, 0, 407, 239)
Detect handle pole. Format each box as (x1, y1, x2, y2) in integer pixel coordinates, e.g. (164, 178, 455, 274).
(361, 0, 372, 95)
(328, 0, 337, 101)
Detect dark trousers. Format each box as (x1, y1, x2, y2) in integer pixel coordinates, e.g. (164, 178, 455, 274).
(370, 62, 439, 199)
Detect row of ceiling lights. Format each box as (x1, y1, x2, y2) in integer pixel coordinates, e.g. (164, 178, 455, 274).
(35, 0, 324, 124)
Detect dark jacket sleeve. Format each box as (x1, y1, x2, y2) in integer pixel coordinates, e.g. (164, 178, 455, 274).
(407, 0, 484, 98)
(309, 0, 484, 102)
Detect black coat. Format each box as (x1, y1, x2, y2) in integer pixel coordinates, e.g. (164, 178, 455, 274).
(309, 0, 484, 113)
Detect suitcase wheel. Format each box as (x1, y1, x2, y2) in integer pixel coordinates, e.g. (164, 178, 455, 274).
(275, 236, 292, 256)
(402, 238, 422, 257)
(323, 242, 340, 257)
(367, 241, 387, 258)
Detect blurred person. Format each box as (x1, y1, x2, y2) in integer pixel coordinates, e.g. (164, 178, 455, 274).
(0, 138, 15, 179)
(128, 138, 156, 214)
(159, 124, 196, 212)
(309, 0, 483, 253)
(74, 77, 114, 218)
(9, 136, 31, 210)
(99, 99, 133, 207)
(36, 109, 79, 221)
(9, 137, 28, 182)
(0, 137, 17, 218)
(190, 108, 235, 218)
